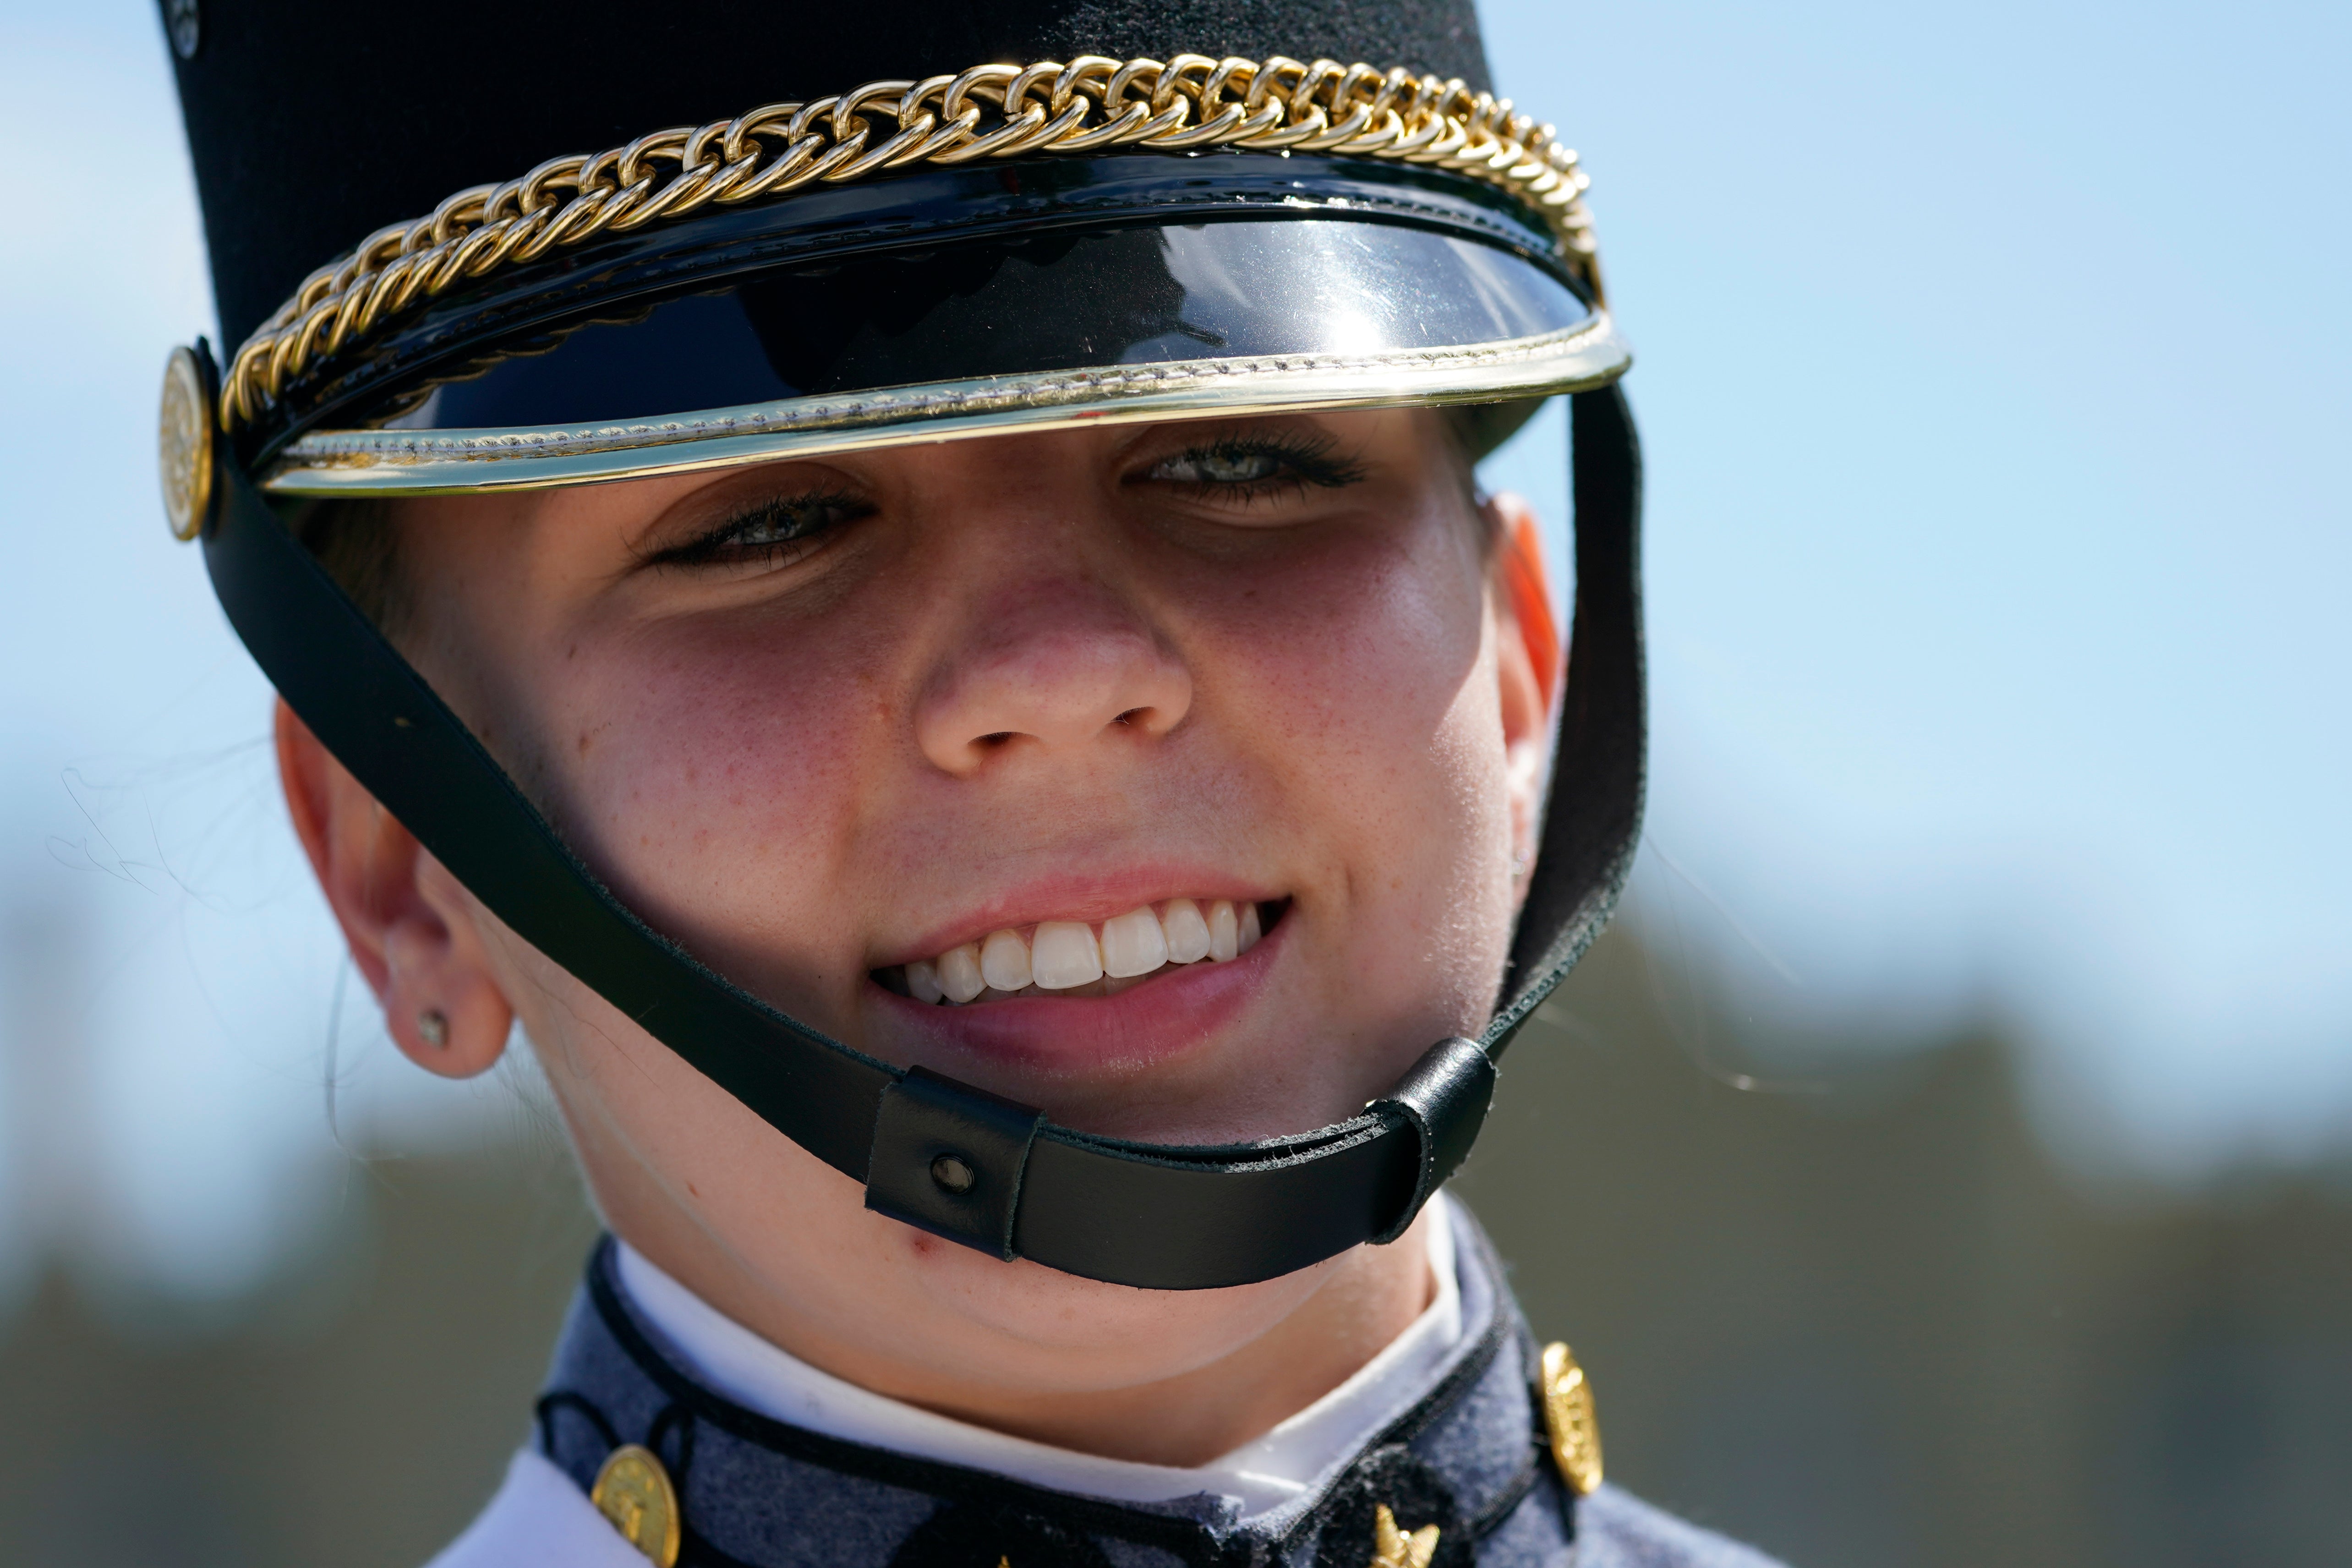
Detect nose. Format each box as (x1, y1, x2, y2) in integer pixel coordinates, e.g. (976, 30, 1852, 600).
(915, 578, 1192, 776)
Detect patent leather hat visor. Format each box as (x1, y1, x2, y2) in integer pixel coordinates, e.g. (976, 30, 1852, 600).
(247, 155, 1627, 496)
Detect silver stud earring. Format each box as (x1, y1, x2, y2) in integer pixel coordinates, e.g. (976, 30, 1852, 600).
(416, 1009, 449, 1049)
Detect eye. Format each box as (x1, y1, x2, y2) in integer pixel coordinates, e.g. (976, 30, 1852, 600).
(729, 507, 820, 547)
(650, 490, 871, 571)
(1151, 448, 1285, 485)
(1139, 432, 1367, 502)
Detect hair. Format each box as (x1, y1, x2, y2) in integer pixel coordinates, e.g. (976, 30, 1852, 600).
(297, 498, 410, 637)
(1437, 406, 1501, 537)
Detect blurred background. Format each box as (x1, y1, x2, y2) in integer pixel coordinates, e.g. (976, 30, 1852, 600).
(0, 1, 2345, 1564)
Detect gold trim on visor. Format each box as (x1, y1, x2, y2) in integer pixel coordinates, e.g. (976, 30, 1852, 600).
(262, 314, 1630, 496)
(222, 53, 1601, 434)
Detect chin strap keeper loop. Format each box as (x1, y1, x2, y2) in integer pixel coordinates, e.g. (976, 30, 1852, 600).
(1367, 1036, 1498, 1246)
(864, 1067, 1045, 1260)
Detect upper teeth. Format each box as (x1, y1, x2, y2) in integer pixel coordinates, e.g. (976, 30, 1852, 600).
(902, 899, 1264, 1005)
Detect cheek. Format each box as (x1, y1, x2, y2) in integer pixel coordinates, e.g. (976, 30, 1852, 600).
(1198, 523, 1516, 1020)
(531, 612, 897, 979)
(1214, 522, 1508, 860)
(1219, 519, 1487, 770)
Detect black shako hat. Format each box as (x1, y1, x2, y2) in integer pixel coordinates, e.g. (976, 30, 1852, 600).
(156, 0, 1643, 1290)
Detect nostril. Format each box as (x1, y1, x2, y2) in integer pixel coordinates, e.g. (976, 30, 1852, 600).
(917, 626, 1192, 771)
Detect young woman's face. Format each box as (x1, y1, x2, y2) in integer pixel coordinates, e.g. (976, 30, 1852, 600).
(298, 407, 1551, 1410)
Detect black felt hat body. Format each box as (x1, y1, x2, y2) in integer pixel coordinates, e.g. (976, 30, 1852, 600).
(171, 0, 1499, 349)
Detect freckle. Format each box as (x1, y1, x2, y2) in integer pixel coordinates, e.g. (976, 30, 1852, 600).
(577, 730, 594, 756)
(686, 1182, 700, 1198)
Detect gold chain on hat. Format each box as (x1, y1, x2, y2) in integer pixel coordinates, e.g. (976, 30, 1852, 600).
(220, 54, 1598, 434)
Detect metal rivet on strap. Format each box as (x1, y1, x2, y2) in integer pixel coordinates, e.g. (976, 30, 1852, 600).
(930, 1153, 976, 1194)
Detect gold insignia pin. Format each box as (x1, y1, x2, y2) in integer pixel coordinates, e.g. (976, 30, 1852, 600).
(1369, 1502, 1441, 1568)
(591, 1443, 682, 1567)
(158, 344, 214, 543)
(1538, 1341, 1604, 1496)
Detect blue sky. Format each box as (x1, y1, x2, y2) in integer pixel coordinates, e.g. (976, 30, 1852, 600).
(1483, 0, 2352, 1172)
(0, 0, 2345, 1298)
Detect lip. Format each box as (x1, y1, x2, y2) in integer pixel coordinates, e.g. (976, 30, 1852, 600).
(875, 863, 1282, 968)
(869, 909, 1285, 1075)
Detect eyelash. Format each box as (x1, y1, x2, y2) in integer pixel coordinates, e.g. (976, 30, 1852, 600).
(651, 490, 871, 570)
(1143, 431, 1368, 503)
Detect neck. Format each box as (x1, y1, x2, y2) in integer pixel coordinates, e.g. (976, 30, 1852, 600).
(833, 1219, 1440, 1466)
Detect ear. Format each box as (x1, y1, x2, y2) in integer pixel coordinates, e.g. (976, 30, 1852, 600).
(275, 699, 514, 1077)
(1483, 492, 1561, 891)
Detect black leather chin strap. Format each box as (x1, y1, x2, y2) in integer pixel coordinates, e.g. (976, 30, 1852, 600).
(201, 384, 1641, 1290)
(1491, 385, 1648, 1039)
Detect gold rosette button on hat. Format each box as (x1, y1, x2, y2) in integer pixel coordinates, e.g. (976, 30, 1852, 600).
(157, 344, 214, 542)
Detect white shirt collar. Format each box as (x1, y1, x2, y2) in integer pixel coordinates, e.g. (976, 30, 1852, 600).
(612, 1194, 1469, 1521)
